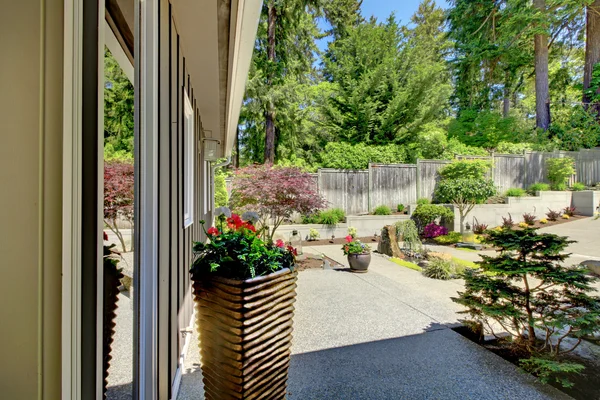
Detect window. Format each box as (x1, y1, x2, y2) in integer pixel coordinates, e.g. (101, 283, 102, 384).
(183, 90, 194, 228)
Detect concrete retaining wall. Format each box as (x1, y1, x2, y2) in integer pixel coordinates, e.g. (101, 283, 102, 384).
(571, 191, 600, 216)
(450, 191, 573, 231)
(276, 214, 410, 241)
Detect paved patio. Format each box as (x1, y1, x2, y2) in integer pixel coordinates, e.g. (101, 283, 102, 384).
(177, 245, 570, 399)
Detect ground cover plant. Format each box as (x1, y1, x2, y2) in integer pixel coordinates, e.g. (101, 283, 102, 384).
(433, 231, 462, 245)
(453, 227, 600, 388)
(571, 182, 586, 191)
(505, 188, 526, 197)
(390, 258, 422, 272)
(528, 183, 551, 195)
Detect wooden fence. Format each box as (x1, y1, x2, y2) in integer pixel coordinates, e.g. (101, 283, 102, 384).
(313, 149, 600, 215)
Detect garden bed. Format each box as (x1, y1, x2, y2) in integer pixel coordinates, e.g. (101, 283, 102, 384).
(304, 236, 380, 247)
(452, 326, 600, 400)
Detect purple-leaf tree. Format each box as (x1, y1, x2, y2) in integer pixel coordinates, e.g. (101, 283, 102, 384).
(104, 161, 134, 252)
(230, 164, 326, 240)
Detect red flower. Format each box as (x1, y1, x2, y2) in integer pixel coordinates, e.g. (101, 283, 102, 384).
(286, 245, 298, 256)
(227, 214, 243, 230)
(207, 227, 220, 236)
(243, 222, 256, 232)
(103, 231, 108, 241)
(345, 235, 353, 243)
(275, 239, 285, 248)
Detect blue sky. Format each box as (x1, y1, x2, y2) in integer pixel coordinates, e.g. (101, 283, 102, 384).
(316, 0, 449, 51)
(361, 0, 449, 25)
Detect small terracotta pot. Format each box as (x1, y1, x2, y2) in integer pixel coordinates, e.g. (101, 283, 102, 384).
(347, 253, 371, 273)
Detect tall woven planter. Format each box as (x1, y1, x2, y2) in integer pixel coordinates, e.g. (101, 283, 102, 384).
(192, 267, 298, 400)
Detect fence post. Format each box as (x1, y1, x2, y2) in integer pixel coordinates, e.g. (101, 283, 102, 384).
(416, 159, 421, 201)
(368, 163, 372, 213)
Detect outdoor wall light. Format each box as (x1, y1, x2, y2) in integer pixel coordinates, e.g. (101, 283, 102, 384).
(203, 138, 221, 161)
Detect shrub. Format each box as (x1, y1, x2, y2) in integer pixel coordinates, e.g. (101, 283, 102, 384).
(395, 220, 421, 251)
(423, 223, 448, 239)
(539, 218, 548, 224)
(373, 205, 392, 215)
(571, 182, 586, 191)
(214, 170, 229, 207)
(518, 221, 529, 228)
(563, 206, 576, 217)
(434, 178, 496, 233)
(472, 219, 488, 234)
(546, 157, 575, 191)
(318, 208, 346, 225)
(433, 231, 462, 245)
(505, 188, 526, 197)
(562, 214, 570, 219)
(231, 165, 326, 240)
(453, 228, 600, 387)
(308, 228, 320, 241)
(411, 204, 454, 233)
(417, 198, 431, 206)
(527, 182, 550, 195)
(522, 213, 536, 226)
(422, 259, 453, 280)
(321, 142, 406, 170)
(520, 357, 586, 388)
(439, 159, 491, 180)
(501, 214, 514, 228)
(397, 203, 405, 213)
(546, 209, 560, 221)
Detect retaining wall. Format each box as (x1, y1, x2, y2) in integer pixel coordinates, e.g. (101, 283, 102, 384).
(571, 190, 600, 216)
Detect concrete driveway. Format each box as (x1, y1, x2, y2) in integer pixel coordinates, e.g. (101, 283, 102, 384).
(177, 246, 570, 400)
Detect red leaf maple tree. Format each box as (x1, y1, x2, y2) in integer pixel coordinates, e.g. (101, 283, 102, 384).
(104, 161, 134, 252)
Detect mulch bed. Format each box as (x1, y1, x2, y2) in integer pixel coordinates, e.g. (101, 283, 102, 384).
(295, 255, 344, 271)
(305, 236, 380, 247)
(524, 214, 587, 229)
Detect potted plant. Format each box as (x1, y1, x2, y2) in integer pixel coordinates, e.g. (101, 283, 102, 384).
(342, 235, 371, 273)
(190, 208, 298, 399)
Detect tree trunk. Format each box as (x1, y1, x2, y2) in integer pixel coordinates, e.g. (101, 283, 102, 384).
(534, 0, 551, 130)
(264, 1, 277, 164)
(503, 71, 511, 118)
(584, 0, 600, 113)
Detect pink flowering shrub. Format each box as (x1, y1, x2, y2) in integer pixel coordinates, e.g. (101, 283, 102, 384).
(230, 165, 326, 240)
(423, 223, 448, 239)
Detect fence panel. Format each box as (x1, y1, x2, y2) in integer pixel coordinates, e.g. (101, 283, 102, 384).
(576, 149, 600, 185)
(318, 169, 368, 214)
(418, 160, 451, 200)
(493, 154, 525, 193)
(370, 164, 417, 210)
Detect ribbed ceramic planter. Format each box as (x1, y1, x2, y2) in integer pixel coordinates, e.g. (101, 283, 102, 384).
(192, 268, 298, 400)
(347, 253, 371, 273)
(102, 258, 124, 399)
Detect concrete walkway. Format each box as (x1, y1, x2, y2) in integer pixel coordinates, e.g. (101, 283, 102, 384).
(177, 245, 570, 400)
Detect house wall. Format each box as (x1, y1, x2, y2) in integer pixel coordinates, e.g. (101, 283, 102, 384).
(0, 1, 63, 398)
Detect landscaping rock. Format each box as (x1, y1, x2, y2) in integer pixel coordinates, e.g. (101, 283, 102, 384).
(581, 259, 600, 276)
(377, 225, 403, 258)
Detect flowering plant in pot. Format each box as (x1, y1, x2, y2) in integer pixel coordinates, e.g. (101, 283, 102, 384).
(342, 235, 371, 273)
(190, 207, 298, 399)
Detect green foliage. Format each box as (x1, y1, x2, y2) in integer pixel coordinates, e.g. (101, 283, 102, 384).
(341, 238, 371, 255)
(505, 188, 526, 197)
(495, 141, 557, 154)
(214, 170, 229, 208)
(439, 159, 491, 180)
(104, 49, 134, 161)
(373, 205, 392, 215)
(308, 228, 320, 241)
(527, 182, 551, 195)
(434, 178, 497, 227)
(347, 226, 357, 238)
(433, 231, 462, 245)
(304, 208, 346, 225)
(520, 357, 585, 388)
(397, 204, 405, 213)
(191, 214, 296, 280)
(390, 258, 422, 272)
(451, 257, 478, 274)
(571, 182, 586, 191)
(448, 110, 527, 149)
(453, 228, 600, 360)
(411, 204, 454, 233)
(549, 105, 600, 151)
(395, 220, 421, 251)
(416, 198, 431, 206)
(320, 142, 406, 170)
(422, 258, 453, 280)
(546, 157, 575, 191)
